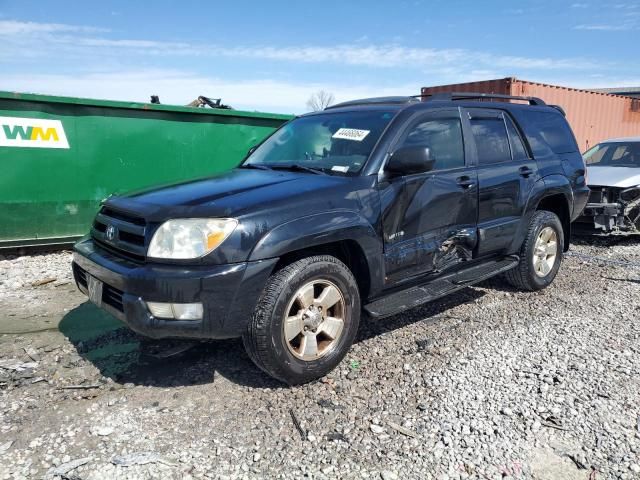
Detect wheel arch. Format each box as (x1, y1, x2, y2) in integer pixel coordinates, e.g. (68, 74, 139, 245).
(248, 211, 383, 300)
(535, 193, 571, 251)
(511, 176, 572, 253)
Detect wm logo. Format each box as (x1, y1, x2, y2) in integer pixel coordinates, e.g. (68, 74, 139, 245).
(0, 116, 69, 149)
(3, 125, 60, 142)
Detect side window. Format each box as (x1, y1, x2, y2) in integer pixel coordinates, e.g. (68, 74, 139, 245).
(504, 114, 530, 161)
(469, 115, 511, 165)
(400, 117, 465, 171)
(611, 146, 628, 162)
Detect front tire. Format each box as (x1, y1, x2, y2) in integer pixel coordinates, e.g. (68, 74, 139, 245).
(504, 210, 564, 291)
(243, 255, 360, 385)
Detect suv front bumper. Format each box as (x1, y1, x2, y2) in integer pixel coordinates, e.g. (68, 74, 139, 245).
(72, 238, 277, 339)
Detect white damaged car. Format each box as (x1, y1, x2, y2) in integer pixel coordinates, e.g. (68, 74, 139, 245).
(577, 137, 640, 234)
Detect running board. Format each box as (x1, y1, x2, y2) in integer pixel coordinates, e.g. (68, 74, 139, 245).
(364, 256, 519, 319)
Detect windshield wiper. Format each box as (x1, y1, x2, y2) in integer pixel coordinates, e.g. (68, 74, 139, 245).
(270, 164, 328, 175)
(240, 163, 273, 170)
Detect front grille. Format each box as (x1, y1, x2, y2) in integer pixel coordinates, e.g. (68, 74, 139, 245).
(103, 284, 125, 312)
(93, 238, 147, 263)
(101, 207, 146, 226)
(73, 263, 88, 288)
(91, 207, 148, 262)
(74, 264, 125, 313)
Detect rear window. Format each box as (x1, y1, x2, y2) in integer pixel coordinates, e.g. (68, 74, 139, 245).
(514, 110, 578, 156)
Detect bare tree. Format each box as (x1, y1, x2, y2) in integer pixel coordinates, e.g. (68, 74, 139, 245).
(306, 90, 335, 111)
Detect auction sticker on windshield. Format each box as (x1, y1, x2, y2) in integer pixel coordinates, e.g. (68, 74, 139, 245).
(332, 128, 370, 141)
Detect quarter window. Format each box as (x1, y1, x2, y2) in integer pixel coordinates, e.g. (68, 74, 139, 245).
(520, 111, 578, 155)
(504, 115, 530, 161)
(470, 116, 511, 165)
(400, 117, 465, 171)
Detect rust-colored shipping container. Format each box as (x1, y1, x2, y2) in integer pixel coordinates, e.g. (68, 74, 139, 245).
(421, 77, 640, 152)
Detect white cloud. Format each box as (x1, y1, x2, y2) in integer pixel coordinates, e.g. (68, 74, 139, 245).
(7, 69, 635, 116)
(0, 19, 634, 113)
(574, 23, 634, 30)
(0, 70, 421, 114)
(0, 19, 598, 71)
(212, 46, 595, 70)
(0, 19, 108, 35)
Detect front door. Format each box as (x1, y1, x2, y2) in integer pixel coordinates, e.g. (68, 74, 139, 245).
(464, 108, 538, 256)
(380, 108, 478, 284)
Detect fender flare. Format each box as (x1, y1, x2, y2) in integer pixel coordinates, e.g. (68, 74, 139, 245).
(510, 175, 573, 253)
(248, 210, 384, 293)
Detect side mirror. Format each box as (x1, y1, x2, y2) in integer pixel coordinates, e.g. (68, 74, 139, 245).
(386, 146, 435, 176)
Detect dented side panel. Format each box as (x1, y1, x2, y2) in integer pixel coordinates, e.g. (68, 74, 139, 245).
(381, 167, 478, 283)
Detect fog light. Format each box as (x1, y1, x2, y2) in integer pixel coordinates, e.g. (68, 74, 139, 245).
(147, 302, 203, 320)
(171, 303, 203, 320)
(147, 302, 174, 318)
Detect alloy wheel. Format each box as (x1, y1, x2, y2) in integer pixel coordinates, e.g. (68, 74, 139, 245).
(283, 279, 346, 361)
(532, 226, 558, 277)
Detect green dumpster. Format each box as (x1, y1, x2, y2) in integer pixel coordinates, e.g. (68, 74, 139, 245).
(0, 91, 292, 248)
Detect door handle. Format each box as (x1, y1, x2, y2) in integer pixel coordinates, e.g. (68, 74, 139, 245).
(456, 175, 475, 189)
(519, 166, 534, 178)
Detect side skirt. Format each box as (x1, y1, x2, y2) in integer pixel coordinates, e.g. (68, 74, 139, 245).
(364, 256, 519, 319)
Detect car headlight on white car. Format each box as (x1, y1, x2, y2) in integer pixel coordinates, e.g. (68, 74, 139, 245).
(147, 218, 238, 260)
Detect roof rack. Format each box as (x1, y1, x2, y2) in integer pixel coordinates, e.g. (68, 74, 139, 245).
(325, 96, 419, 110)
(422, 92, 546, 106)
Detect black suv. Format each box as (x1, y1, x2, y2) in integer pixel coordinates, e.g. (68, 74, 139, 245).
(72, 93, 589, 384)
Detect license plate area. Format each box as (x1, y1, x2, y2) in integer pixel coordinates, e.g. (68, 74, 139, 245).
(87, 274, 104, 307)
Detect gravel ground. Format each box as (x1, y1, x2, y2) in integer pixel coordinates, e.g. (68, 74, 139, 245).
(0, 238, 639, 480)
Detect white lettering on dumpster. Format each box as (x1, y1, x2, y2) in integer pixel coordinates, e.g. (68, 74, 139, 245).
(0, 116, 69, 149)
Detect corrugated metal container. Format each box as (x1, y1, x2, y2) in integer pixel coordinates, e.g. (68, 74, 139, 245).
(421, 77, 640, 151)
(0, 91, 292, 248)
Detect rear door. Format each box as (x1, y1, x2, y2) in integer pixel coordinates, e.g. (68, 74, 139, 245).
(465, 108, 537, 256)
(380, 108, 478, 283)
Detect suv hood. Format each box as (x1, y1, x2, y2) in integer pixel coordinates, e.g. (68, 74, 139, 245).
(587, 166, 640, 188)
(104, 168, 358, 221)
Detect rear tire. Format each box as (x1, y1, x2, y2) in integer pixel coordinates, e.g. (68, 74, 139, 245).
(243, 255, 360, 385)
(504, 210, 564, 291)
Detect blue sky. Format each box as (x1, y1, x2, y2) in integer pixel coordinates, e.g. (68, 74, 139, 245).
(1, 0, 639, 113)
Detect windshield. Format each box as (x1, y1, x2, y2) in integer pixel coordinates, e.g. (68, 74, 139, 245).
(243, 110, 396, 174)
(584, 142, 640, 168)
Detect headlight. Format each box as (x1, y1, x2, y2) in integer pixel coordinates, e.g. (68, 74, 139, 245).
(621, 186, 640, 202)
(148, 218, 237, 259)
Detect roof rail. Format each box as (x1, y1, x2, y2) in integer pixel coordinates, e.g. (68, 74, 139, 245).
(423, 92, 546, 106)
(325, 96, 419, 110)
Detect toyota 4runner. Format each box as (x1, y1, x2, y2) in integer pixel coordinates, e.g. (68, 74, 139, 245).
(72, 93, 589, 384)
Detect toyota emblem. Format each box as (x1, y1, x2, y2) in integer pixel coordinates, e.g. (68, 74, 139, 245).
(105, 224, 117, 241)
